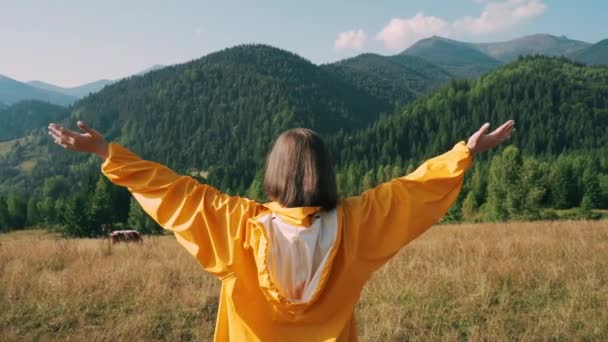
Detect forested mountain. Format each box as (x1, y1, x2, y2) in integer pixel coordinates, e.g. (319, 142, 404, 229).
(471, 34, 590, 62)
(0, 75, 76, 106)
(0, 44, 395, 197)
(327, 56, 608, 220)
(0, 101, 70, 142)
(0, 102, 6, 110)
(331, 56, 608, 165)
(568, 39, 608, 65)
(402, 36, 503, 78)
(322, 53, 452, 106)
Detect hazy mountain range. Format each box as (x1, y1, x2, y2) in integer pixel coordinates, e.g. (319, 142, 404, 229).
(0, 65, 165, 106)
(402, 34, 607, 78)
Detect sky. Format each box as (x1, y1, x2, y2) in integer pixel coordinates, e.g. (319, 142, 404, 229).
(1, 0, 607, 87)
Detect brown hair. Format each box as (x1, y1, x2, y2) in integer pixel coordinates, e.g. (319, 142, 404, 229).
(264, 128, 338, 210)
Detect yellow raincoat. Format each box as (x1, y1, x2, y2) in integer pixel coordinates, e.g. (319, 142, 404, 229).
(101, 141, 473, 341)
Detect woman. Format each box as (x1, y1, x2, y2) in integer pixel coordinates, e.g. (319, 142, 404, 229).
(48, 120, 514, 341)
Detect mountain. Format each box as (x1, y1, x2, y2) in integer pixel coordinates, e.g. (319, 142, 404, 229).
(26, 65, 167, 99)
(568, 39, 608, 65)
(322, 53, 452, 106)
(0, 44, 394, 195)
(0, 102, 6, 111)
(402, 36, 503, 78)
(0, 101, 70, 142)
(27, 79, 114, 98)
(330, 56, 608, 168)
(471, 34, 590, 62)
(0, 75, 76, 106)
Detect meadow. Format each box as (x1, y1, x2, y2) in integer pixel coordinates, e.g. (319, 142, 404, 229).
(1, 220, 607, 341)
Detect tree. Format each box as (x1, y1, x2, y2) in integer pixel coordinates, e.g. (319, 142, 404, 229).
(40, 197, 59, 225)
(63, 194, 91, 237)
(461, 191, 477, 221)
(0, 197, 9, 231)
(581, 165, 601, 210)
(246, 171, 265, 202)
(550, 159, 576, 209)
(7, 194, 27, 229)
(485, 154, 509, 221)
(88, 176, 114, 232)
(26, 197, 40, 227)
(362, 170, 376, 191)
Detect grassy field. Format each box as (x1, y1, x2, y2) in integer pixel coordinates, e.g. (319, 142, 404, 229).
(1, 221, 607, 341)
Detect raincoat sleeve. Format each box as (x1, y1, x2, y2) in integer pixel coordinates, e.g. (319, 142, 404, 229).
(101, 142, 260, 278)
(342, 141, 473, 268)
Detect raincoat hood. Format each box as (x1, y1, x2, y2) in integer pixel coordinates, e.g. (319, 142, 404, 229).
(246, 202, 342, 320)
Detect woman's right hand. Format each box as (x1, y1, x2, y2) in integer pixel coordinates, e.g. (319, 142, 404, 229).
(48, 121, 108, 159)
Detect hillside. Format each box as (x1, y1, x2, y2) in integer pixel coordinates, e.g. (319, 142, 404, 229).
(0, 101, 70, 142)
(0, 44, 395, 196)
(0, 75, 76, 106)
(472, 34, 590, 62)
(568, 39, 608, 65)
(325, 56, 608, 217)
(331, 56, 608, 166)
(402, 36, 503, 78)
(322, 53, 452, 106)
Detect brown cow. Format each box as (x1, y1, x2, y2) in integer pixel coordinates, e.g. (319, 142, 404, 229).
(108, 230, 143, 244)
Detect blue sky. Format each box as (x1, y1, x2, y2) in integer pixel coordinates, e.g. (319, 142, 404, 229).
(2, 0, 606, 87)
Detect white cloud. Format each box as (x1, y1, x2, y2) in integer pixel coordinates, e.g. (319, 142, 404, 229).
(454, 0, 547, 35)
(334, 29, 367, 51)
(372, 0, 546, 51)
(376, 13, 452, 51)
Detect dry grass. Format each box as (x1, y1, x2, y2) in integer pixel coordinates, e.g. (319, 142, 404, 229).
(1, 221, 607, 341)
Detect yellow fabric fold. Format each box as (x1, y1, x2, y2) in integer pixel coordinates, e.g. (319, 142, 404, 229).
(263, 202, 321, 227)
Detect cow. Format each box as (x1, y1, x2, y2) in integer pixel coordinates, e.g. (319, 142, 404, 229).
(108, 230, 143, 244)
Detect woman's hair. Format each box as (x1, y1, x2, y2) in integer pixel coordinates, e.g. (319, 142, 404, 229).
(264, 128, 338, 210)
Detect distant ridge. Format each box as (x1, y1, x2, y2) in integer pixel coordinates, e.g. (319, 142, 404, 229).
(568, 39, 608, 65)
(26, 64, 167, 99)
(27, 79, 114, 98)
(0, 74, 76, 106)
(402, 36, 502, 78)
(471, 34, 590, 62)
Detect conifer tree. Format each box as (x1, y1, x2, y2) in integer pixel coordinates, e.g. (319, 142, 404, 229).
(0, 197, 9, 231)
(7, 194, 27, 229)
(26, 197, 40, 227)
(88, 176, 114, 233)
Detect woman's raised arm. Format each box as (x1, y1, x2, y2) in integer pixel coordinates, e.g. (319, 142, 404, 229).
(342, 120, 514, 271)
(49, 121, 260, 279)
